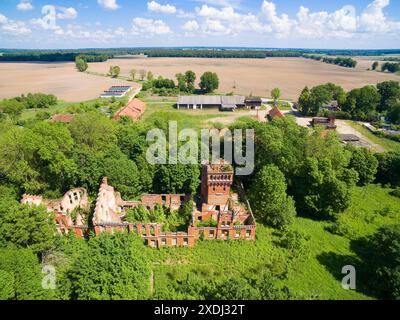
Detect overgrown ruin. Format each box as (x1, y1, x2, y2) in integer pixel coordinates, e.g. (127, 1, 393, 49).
(21, 160, 256, 248)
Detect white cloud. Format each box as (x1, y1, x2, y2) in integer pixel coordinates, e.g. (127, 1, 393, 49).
(0, 14, 8, 24)
(147, 1, 177, 14)
(195, 0, 242, 8)
(132, 17, 172, 35)
(196, 5, 240, 21)
(358, 0, 400, 33)
(57, 7, 78, 20)
(0, 13, 31, 34)
(97, 0, 120, 11)
(17, 0, 34, 11)
(182, 20, 199, 32)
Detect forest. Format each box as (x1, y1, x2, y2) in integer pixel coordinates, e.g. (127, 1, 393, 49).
(0, 89, 400, 300)
(3, 47, 400, 62)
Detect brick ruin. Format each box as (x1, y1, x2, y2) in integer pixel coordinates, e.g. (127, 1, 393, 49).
(21, 161, 256, 248)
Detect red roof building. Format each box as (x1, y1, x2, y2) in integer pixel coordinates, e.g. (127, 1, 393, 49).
(113, 99, 146, 121)
(50, 114, 75, 123)
(268, 107, 284, 119)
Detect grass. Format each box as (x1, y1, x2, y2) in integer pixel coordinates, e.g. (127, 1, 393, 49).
(142, 98, 230, 129)
(148, 184, 399, 300)
(346, 121, 400, 152)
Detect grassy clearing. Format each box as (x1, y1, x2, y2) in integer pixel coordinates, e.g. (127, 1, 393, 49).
(142, 99, 230, 129)
(346, 121, 400, 152)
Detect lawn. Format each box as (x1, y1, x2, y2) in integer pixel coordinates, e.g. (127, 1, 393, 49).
(142, 98, 230, 129)
(346, 121, 400, 152)
(150, 184, 399, 300)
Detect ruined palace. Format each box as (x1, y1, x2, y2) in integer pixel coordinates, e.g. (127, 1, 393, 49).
(21, 160, 256, 248)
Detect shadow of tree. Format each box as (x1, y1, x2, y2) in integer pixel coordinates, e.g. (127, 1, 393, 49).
(317, 238, 379, 299)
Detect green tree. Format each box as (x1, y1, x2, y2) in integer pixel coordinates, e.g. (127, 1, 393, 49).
(0, 269, 14, 300)
(199, 72, 219, 93)
(377, 81, 400, 112)
(298, 86, 311, 115)
(185, 70, 196, 92)
(68, 233, 151, 300)
(271, 88, 281, 103)
(368, 223, 400, 299)
(0, 248, 51, 300)
(348, 146, 378, 186)
(0, 201, 56, 254)
(375, 151, 400, 187)
(109, 66, 120, 78)
(176, 73, 187, 92)
(249, 165, 296, 229)
(343, 85, 380, 120)
(293, 156, 357, 218)
(69, 112, 117, 152)
(154, 164, 200, 195)
(0, 99, 24, 122)
(75, 57, 88, 72)
(388, 102, 400, 124)
(372, 61, 379, 70)
(102, 150, 141, 198)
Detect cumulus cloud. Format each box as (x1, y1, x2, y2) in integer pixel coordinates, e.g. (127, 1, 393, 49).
(97, 0, 120, 11)
(185, 0, 400, 39)
(147, 1, 177, 14)
(57, 7, 78, 20)
(17, 0, 34, 11)
(0, 13, 31, 34)
(0, 14, 8, 24)
(132, 17, 172, 35)
(195, 0, 242, 8)
(358, 0, 400, 33)
(182, 20, 200, 32)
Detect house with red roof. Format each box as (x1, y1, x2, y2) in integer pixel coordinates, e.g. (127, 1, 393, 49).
(113, 99, 146, 121)
(50, 114, 75, 123)
(267, 107, 284, 120)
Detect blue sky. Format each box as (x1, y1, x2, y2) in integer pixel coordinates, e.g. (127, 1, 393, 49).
(0, 0, 399, 49)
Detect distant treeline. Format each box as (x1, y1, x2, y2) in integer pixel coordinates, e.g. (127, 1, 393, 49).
(303, 54, 357, 68)
(383, 57, 400, 62)
(0, 52, 111, 62)
(1, 48, 400, 62)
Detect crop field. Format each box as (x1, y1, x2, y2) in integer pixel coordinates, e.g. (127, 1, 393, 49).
(88, 57, 399, 100)
(0, 61, 138, 102)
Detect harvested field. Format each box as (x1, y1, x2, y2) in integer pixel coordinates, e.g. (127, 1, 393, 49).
(0, 62, 137, 102)
(88, 57, 399, 100)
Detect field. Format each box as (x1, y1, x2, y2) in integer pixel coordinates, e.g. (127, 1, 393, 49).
(88, 57, 399, 100)
(0, 61, 137, 102)
(1, 57, 398, 102)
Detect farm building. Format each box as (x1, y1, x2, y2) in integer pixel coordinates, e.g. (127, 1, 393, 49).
(100, 86, 132, 98)
(311, 117, 337, 129)
(322, 100, 340, 112)
(177, 95, 245, 111)
(113, 98, 146, 121)
(245, 97, 262, 109)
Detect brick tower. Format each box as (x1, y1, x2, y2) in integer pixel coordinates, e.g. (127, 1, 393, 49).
(201, 160, 234, 208)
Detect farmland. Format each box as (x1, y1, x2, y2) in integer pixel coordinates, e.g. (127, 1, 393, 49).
(87, 57, 399, 100)
(1, 57, 398, 102)
(0, 61, 137, 102)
